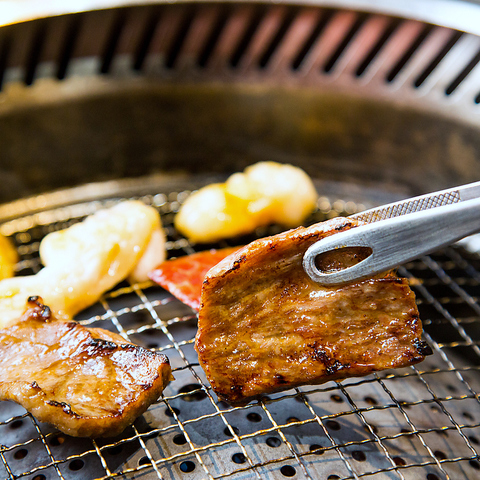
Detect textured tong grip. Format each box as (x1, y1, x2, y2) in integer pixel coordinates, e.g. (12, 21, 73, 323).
(304, 197, 480, 286)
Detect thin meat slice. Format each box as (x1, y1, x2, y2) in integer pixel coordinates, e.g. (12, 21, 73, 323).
(149, 247, 239, 310)
(195, 217, 431, 406)
(0, 297, 173, 437)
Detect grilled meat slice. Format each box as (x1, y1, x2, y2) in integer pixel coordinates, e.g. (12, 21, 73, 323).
(195, 217, 430, 405)
(0, 297, 172, 437)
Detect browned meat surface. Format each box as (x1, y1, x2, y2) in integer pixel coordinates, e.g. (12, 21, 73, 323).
(196, 217, 430, 405)
(0, 297, 173, 437)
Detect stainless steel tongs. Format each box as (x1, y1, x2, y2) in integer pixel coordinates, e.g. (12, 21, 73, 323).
(303, 181, 480, 286)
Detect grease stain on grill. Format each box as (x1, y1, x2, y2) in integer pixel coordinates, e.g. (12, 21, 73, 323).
(178, 384, 207, 402)
(32, 475, 46, 480)
(393, 456, 406, 466)
(330, 394, 344, 403)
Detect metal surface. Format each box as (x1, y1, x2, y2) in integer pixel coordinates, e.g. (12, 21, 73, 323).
(304, 182, 480, 285)
(3, 2, 480, 202)
(0, 1, 479, 479)
(0, 180, 480, 480)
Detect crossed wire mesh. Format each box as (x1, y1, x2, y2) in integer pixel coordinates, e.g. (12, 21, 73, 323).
(0, 191, 479, 480)
(352, 191, 461, 224)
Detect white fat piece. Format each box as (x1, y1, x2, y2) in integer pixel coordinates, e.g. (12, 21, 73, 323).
(175, 161, 318, 243)
(0, 201, 165, 329)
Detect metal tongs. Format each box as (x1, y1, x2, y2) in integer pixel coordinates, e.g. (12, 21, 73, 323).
(303, 181, 480, 286)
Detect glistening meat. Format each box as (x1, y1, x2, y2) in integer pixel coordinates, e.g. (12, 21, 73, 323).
(0, 297, 172, 437)
(195, 217, 431, 405)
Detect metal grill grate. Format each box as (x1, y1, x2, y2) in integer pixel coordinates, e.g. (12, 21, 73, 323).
(0, 183, 479, 480)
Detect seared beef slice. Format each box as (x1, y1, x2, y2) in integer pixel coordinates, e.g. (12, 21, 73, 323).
(0, 297, 172, 437)
(195, 217, 430, 405)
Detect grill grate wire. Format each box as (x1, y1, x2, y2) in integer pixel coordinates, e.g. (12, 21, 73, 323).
(0, 190, 479, 480)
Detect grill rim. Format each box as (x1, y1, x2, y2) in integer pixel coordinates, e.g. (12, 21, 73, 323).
(2, 0, 480, 38)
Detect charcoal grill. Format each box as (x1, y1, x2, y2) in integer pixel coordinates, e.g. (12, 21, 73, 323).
(1, 1, 480, 479)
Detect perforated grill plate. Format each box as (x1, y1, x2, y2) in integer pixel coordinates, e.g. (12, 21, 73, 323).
(0, 178, 479, 480)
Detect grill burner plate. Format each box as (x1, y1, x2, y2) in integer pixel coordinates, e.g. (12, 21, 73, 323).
(0, 177, 479, 480)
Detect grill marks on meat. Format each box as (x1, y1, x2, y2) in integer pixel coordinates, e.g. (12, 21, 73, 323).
(195, 217, 430, 405)
(0, 297, 172, 437)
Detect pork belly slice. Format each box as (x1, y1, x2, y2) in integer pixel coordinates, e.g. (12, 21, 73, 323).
(0, 297, 173, 437)
(195, 217, 431, 406)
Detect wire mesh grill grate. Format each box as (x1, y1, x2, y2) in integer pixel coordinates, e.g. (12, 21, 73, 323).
(0, 187, 479, 480)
